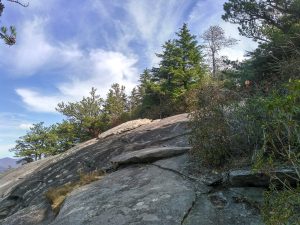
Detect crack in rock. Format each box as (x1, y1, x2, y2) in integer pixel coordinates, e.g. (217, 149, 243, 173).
(180, 194, 197, 225)
(151, 163, 200, 183)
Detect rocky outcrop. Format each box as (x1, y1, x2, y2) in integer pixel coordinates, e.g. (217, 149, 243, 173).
(0, 113, 272, 225)
(98, 118, 152, 139)
(111, 146, 191, 167)
(51, 164, 195, 225)
(227, 169, 298, 187)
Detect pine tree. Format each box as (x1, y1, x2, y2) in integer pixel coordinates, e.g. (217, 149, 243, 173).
(10, 122, 58, 161)
(149, 23, 206, 116)
(155, 40, 179, 91)
(129, 87, 142, 118)
(104, 83, 128, 126)
(56, 87, 106, 139)
(50, 121, 79, 154)
(174, 23, 205, 90)
(138, 69, 164, 118)
(0, 0, 28, 45)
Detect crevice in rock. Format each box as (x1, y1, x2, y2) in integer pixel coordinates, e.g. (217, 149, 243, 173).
(180, 194, 196, 225)
(151, 163, 199, 182)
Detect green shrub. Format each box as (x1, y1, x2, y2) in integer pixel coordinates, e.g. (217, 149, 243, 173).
(253, 80, 300, 170)
(189, 79, 296, 168)
(253, 80, 300, 225)
(189, 80, 241, 167)
(262, 185, 300, 225)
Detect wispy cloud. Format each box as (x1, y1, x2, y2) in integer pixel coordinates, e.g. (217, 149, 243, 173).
(4, 0, 257, 114)
(0, 14, 138, 113)
(0, 17, 85, 77)
(0, 0, 260, 158)
(0, 113, 30, 129)
(19, 123, 33, 130)
(15, 47, 139, 112)
(125, 0, 196, 64)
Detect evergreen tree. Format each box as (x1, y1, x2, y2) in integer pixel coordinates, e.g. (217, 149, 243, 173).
(129, 87, 144, 119)
(146, 23, 206, 117)
(104, 83, 128, 126)
(50, 121, 79, 154)
(138, 69, 163, 118)
(223, 0, 300, 83)
(56, 88, 106, 139)
(174, 23, 205, 90)
(223, 0, 300, 43)
(10, 122, 58, 161)
(0, 0, 28, 45)
(129, 87, 141, 110)
(155, 40, 179, 91)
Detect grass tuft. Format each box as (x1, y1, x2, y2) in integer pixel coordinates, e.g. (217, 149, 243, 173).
(45, 170, 105, 214)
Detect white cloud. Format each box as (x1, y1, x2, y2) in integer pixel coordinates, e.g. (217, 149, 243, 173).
(125, 0, 194, 65)
(18, 123, 33, 130)
(10, 1, 257, 113)
(16, 89, 62, 113)
(0, 17, 54, 76)
(0, 17, 86, 77)
(0, 14, 139, 113)
(16, 49, 139, 113)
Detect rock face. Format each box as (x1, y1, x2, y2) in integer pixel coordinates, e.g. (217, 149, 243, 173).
(0, 114, 266, 225)
(52, 165, 195, 225)
(98, 118, 152, 139)
(111, 146, 191, 167)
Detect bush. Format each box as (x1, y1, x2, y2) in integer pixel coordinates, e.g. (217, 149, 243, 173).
(254, 80, 300, 167)
(262, 185, 300, 225)
(189, 78, 281, 168)
(189, 80, 241, 167)
(252, 80, 300, 225)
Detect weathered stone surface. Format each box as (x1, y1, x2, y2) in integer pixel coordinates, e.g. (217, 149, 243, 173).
(98, 118, 152, 139)
(0, 114, 190, 225)
(0, 113, 269, 225)
(184, 188, 264, 225)
(1, 202, 54, 225)
(153, 154, 191, 176)
(111, 146, 191, 166)
(0, 138, 98, 199)
(228, 168, 298, 187)
(51, 165, 196, 225)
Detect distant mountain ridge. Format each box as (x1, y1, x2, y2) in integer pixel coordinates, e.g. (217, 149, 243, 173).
(0, 157, 18, 173)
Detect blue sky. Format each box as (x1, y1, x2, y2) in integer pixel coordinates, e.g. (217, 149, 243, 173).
(0, 0, 256, 158)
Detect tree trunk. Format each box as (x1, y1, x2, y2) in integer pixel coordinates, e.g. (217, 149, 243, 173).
(212, 51, 216, 78)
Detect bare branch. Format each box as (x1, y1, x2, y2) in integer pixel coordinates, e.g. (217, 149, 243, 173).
(6, 0, 29, 7)
(201, 25, 238, 77)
